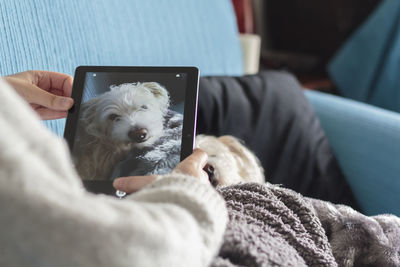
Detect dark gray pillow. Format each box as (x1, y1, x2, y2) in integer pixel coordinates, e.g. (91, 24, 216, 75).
(197, 71, 360, 210)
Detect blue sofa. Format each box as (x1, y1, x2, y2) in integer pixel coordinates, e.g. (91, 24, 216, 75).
(328, 0, 400, 113)
(1, 0, 399, 216)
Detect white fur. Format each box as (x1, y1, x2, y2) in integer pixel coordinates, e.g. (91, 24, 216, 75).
(196, 135, 265, 186)
(73, 82, 170, 180)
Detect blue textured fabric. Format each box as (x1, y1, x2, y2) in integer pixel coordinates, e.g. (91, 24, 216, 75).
(305, 90, 400, 216)
(328, 0, 400, 112)
(0, 0, 243, 136)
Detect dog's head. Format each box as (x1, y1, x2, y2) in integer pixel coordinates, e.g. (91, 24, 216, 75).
(79, 82, 169, 147)
(196, 135, 265, 186)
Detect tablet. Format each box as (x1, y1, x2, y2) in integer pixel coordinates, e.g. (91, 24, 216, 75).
(64, 66, 199, 195)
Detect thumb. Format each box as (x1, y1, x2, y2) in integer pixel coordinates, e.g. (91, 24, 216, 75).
(187, 148, 209, 170)
(113, 175, 157, 193)
(25, 84, 74, 111)
(173, 148, 209, 180)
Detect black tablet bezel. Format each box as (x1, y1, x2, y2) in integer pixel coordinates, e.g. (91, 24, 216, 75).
(64, 66, 199, 195)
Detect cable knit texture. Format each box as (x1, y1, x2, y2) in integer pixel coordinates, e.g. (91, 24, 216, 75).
(212, 182, 400, 267)
(212, 183, 337, 267)
(0, 78, 228, 267)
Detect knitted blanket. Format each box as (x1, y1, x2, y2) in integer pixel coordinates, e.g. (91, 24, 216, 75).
(213, 183, 400, 267)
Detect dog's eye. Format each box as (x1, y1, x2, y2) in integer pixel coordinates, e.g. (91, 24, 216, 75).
(108, 114, 121, 121)
(141, 105, 148, 110)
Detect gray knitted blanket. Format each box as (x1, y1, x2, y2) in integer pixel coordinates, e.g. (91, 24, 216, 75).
(213, 183, 400, 267)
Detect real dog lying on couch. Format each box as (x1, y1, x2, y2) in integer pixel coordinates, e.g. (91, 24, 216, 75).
(196, 135, 265, 186)
(197, 135, 400, 267)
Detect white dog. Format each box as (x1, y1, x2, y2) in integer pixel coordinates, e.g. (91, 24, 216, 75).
(196, 135, 265, 186)
(110, 109, 183, 179)
(73, 82, 172, 180)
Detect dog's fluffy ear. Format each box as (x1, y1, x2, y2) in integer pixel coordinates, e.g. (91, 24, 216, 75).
(142, 82, 170, 110)
(219, 135, 265, 183)
(78, 97, 102, 138)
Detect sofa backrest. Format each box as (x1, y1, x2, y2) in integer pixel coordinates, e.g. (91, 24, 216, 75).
(0, 0, 243, 135)
(328, 0, 400, 113)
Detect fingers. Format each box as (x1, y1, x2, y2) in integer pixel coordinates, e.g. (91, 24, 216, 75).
(5, 73, 74, 111)
(173, 149, 209, 183)
(23, 82, 74, 111)
(113, 175, 157, 193)
(26, 71, 75, 111)
(36, 71, 74, 97)
(7, 70, 74, 96)
(180, 148, 208, 171)
(113, 149, 210, 194)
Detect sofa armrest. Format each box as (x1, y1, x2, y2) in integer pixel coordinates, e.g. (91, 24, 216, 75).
(305, 90, 400, 216)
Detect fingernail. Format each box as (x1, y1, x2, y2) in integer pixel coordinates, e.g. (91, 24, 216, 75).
(113, 179, 124, 189)
(61, 97, 74, 107)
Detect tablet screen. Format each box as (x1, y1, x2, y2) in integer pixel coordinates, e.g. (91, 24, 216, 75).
(65, 67, 198, 183)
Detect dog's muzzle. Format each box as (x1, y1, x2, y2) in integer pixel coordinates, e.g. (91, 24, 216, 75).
(128, 128, 149, 143)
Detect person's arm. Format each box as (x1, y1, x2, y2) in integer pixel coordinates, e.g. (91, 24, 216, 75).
(0, 78, 227, 267)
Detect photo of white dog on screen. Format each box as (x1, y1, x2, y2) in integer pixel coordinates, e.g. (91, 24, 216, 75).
(73, 82, 183, 180)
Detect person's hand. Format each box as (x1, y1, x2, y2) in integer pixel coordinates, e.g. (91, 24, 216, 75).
(5, 70, 74, 120)
(113, 149, 209, 193)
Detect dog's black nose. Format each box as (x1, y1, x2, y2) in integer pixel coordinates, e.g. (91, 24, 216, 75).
(128, 128, 148, 143)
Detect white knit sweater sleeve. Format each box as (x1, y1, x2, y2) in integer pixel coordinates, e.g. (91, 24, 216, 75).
(0, 78, 227, 267)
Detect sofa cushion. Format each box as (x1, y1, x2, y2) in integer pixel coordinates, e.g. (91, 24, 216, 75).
(0, 0, 243, 136)
(197, 71, 360, 209)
